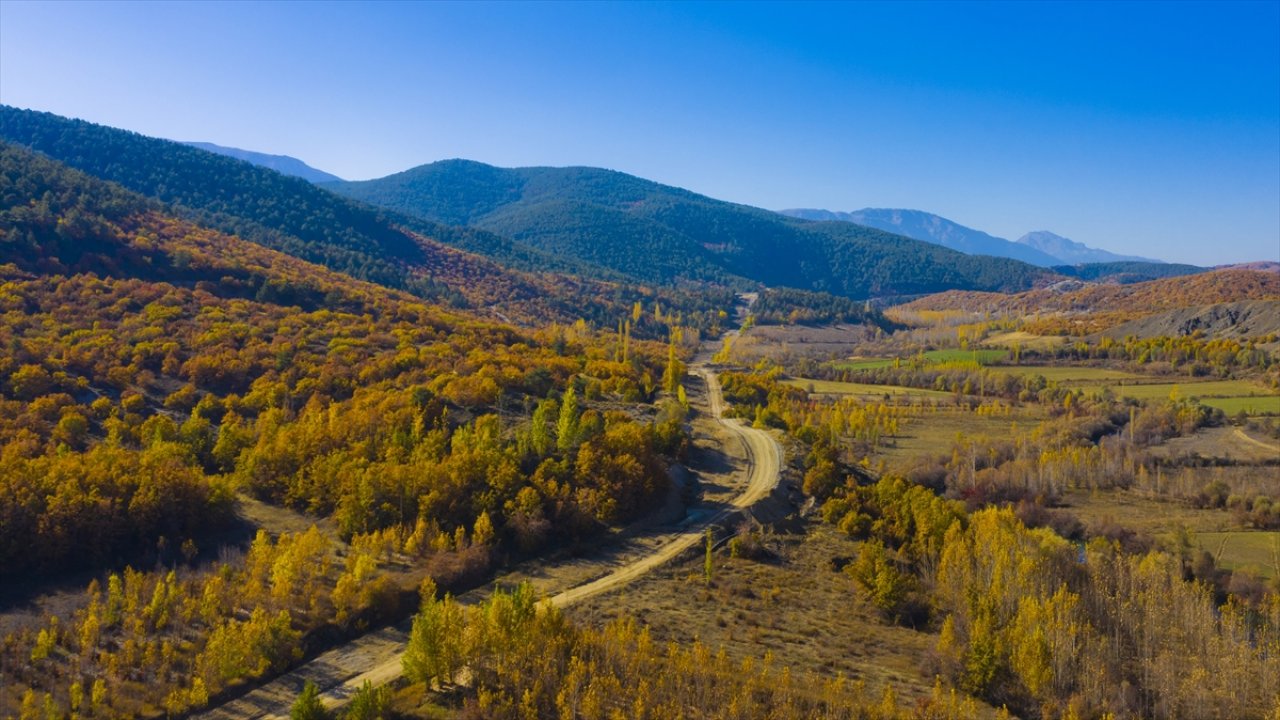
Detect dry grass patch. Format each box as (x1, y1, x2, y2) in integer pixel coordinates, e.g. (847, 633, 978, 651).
(1148, 426, 1280, 464)
(566, 521, 1000, 715)
(1059, 488, 1239, 536)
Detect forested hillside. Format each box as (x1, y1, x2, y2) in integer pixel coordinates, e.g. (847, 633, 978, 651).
(0, 107, 728, 332)
(0, 143, 701, 715)
(1054, 261, 1205, 284)
(328, 159, 1056, 298)
(902, 269, 1280, 330)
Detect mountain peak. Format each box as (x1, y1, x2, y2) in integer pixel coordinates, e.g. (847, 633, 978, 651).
(780, 208, 1064, 267)
(1016, 230, 1161, 264)
(182, 141, 343, 184)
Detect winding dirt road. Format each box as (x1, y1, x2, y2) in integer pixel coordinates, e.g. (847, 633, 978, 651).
(194, 366, 782, 718)
(1233, 427, 1280, 455)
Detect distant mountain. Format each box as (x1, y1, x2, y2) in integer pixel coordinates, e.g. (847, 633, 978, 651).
(183, 141, 344, 183)
(327, 160, 1056, 299)
(1017, 230, 1160, 265)
(779, 208, 1063, 267)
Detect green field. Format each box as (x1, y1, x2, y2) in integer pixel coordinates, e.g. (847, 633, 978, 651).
(784, 378, 955, 401)
(880, 408, 1045, 468)
(1067, 379, 1274, 402)
(835, 348, 1008, 371)
(1199, 395, 1280, 416)
(1193, 531, 1280, 579)
(984, 365, 1143, 382)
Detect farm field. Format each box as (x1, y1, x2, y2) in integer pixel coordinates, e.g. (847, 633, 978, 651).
(1065, 378, 1276, 402)
(983, 331, 1070, 351)
(1059, 489, 1241, 536)
(983, 364, 1278, 415)
(834, 348, 1008, 371)
(982, 364, 1144, 382)
(1193, 531, 1280, 579)
(1200, 395, 1280, 416)
(879, 405, 1044, 467)
(783, 377, 957, 401)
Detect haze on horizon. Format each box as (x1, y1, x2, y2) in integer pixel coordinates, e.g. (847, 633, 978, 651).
(1, 0, 1276, 267)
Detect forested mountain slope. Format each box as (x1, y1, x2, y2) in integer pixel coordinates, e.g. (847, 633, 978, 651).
(328, 159, 1057, 299)
(0, 107, 717, 330)
(0, 142, 686, 571)
(1053, 261, 1205, 284)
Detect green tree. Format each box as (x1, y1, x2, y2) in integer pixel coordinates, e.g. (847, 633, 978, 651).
(343, 680, 389, 720)
(556, 385, 580, 451)
(403, 590, 464, 687)
(290, 680, 329, 720)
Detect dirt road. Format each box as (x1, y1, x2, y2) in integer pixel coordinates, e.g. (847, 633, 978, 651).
(194, 366, 782, 718)
(1234, 427, 1280, 455)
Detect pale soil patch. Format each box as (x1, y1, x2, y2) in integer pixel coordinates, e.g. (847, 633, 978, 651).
(984, 331, 1069, 351)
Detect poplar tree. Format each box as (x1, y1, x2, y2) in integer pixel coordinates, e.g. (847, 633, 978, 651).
(556, 385, 580, 451)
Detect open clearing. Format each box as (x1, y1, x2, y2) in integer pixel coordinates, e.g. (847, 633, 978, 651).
(567, 522, 1002, 717)
(1149, 426, 1280, 463)
(1060, 489, 1240, 536)
(984, 331, 1070, 351)
(1200, 395, 1280, 416)
(983, 365, 1144, 382)
(784, 377, 956, 401)
(1065, 378, 1273, 400)
(834, 348, 1008, 371)
(1193, 531, 1280, 578)
(879, 406, 1044, 468)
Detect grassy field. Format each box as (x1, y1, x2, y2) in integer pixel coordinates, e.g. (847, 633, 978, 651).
(983, 331, 1070, 351)
(878, 406, 1045, 468)
(1060, 489, 1240, 535)
(1059, 376, 1280, 415)
(924, 348, 1009, 364)
(1193, 531, 1280, 578)
(784, 378, 956, 401)
(834, 348, 1009, 371)
(567, 522, 1004, 717)
(1199, 395, 1280, 415)
(984, 365, 1143, 382)
(1065, 379, 1275, 401)
(1149, 426, 1280, 463)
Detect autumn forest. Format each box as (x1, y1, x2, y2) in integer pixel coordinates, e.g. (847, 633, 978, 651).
(0, 105, 1278, 720)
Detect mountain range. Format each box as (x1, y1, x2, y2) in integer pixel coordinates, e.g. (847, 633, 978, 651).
(779, 208, 1161, 267)
(320, 159, 1050, 298)
(7, 106, 1222, 314)
(169, 144, 1163, 271)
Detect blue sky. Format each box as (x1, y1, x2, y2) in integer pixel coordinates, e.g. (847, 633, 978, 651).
(2, 1, 1277, 265)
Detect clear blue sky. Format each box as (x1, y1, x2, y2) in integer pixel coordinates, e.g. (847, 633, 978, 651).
(2, 1, 1277, 265)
